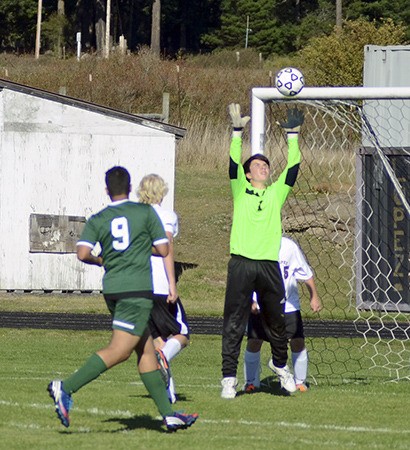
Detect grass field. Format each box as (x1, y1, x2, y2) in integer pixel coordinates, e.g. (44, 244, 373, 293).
(1, 328, 410, 450)
(1, 166, 409, 448)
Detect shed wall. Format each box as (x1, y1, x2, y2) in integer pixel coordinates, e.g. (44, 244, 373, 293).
(0, 89, 176, 290)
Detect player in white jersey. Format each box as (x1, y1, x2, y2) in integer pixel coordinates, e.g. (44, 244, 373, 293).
(244, 236, 322, 392)
(137, 174, 190, 403)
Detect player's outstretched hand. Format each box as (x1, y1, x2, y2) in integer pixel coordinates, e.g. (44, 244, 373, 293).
(228, 103, 250, 130)
(278, 106, 304, 133)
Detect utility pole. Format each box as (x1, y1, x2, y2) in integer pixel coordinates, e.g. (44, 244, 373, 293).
(57, 0, 65, 58)
(151, 0, 161, 56)
(35, 0, 42, 59)
(336, 0, 342, 33)
(245, 15, 251, 49)
(104, 0, 111, 58)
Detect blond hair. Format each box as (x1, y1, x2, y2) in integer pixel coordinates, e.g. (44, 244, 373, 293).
(137, 174, 169, 205)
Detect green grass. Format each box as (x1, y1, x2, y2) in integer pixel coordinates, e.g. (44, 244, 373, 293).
(0, 292, 107, 313)
(1, 328, 410, 450)
(173, 167, 232, 317)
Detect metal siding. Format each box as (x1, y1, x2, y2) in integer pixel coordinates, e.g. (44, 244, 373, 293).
(363, 45, 410, 147)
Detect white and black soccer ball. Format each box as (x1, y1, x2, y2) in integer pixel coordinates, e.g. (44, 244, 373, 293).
(275, 67, 305, 97)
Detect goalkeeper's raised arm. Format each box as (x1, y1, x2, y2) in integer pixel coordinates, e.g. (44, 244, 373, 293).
(228, 103, 250, 185)
(274, 106, 304, 205)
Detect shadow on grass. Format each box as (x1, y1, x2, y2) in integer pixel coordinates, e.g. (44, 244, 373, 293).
(55, 414, 167, 434)
(175, 261, 198, 283)
(235, 376, 291, 397)
(133, 393, 190, 402)
(104, 414, 164, 432)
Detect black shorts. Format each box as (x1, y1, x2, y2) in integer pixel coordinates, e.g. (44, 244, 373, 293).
(247, 310, 305, 341)
(148, 294, 190, 340)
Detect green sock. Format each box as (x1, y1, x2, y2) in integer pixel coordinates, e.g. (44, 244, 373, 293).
(63, 353, 108, 394)
(140, 370, 173, 418)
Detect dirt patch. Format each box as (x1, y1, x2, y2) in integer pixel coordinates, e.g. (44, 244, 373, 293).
(282, 193, 355, 245)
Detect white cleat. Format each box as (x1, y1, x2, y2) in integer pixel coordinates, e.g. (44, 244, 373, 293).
(221, 377, 238, 399)
(268, 360, 297, 393)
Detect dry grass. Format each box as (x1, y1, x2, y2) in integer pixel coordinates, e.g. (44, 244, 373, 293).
(176, 114, 233, 169)
(0, 49, 274, 128)
(1, 50, 358, 174)
(0, 50, 277, 170)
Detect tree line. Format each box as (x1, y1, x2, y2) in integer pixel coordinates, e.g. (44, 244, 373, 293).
(0, 0, 409, 57)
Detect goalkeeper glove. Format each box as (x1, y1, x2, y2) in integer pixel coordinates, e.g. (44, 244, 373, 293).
(228, 103, 250, 131)
(278, 107, 304, 133)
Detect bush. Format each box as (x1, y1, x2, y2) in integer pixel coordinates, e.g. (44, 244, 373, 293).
(41, 13, 70, 56)
(187, 48, 264, 69)
(299, 18, 408, 86)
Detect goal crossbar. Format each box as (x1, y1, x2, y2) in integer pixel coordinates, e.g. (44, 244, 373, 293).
(251, 86, 410, 154)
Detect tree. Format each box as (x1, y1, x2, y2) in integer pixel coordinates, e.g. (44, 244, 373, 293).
(0, 0, 41, 51)
(1, 0, 409, 56)
(343, 0, 410, 41)
(42, 12, 69, 55)
(200, 0, 333, 56)
(160, 0, 221, 54)
(201, 0, 281, 54)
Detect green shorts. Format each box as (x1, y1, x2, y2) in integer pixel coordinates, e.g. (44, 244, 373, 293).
(105, 297, 153, 336)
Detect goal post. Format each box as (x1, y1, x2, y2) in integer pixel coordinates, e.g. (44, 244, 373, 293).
(250, 86, 410, 382)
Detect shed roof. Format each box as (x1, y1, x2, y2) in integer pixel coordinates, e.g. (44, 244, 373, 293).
(0, 78, 186, 139)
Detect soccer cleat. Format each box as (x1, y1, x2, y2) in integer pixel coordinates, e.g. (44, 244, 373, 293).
(47, 380, 73, 427)
(296, 383, 308, 392)
(244, 383, 257, 394)
(164, 412, 199, 432)
(156, 348, 171, 388)
(221, 377, 238, 399)
(268, 360, 297, 393)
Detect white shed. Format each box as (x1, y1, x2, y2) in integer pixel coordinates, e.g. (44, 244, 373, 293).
(0, 79, 185, 292)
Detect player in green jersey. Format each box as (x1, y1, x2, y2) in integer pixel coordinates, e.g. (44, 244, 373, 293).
(221, 104, 304, 399)
(47, 166, 198, 432)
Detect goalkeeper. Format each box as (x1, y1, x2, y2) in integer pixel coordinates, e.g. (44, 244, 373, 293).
(221, 103, 304, 399)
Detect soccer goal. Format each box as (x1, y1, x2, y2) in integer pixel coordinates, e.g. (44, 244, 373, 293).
(251, 86, 410, 383)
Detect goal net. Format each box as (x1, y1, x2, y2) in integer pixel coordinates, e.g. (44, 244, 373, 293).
(251, 87, 410, 383)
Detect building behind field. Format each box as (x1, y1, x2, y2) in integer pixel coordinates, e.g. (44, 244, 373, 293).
(0, 79, 184, 291)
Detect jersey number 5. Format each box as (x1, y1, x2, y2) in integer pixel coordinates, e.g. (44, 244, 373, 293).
(111, 217, 130, 250)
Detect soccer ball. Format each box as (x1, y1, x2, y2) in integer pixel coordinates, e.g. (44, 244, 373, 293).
(275, 67, 305, 97)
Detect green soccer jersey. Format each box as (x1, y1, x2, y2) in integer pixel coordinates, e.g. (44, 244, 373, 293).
(78, 200, 167, 295)
(229, 135, 300, 261)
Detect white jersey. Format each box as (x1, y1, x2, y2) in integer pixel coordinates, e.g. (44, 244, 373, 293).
(150, 204, 179, 295)
(252, 236, 313, 312)
(279, 236, 313, 313)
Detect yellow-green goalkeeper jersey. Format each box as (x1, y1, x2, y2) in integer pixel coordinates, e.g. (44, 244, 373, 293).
(77, 200, 168, 296)
(229, 135, 300, 261)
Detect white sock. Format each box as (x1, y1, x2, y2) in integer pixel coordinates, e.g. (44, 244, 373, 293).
(167, 375, 177, 403)
(244, 350, 261, 387)
(292, 349, 308, 385)
(162, 338, 182, 362)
